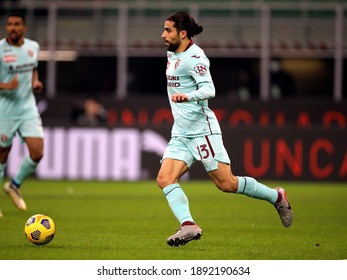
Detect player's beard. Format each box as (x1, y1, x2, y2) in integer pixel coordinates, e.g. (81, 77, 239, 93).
(8, 31, 21, 43)
(167, 39, 180, 52)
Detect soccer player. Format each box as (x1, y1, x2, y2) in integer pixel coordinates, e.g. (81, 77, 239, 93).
(158, 12, 293, 246)
(0, 12, 44, 215)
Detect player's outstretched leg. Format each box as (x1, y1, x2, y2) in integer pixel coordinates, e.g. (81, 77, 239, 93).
(3, 181, 27, 211)
(236, 177, 293, 227)
(273, 187, 292, 227)
(167, 222, 203, 247)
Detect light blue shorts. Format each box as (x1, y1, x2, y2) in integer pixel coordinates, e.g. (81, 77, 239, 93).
(162, 134, 231, 172)
(0, 117, 44, 147)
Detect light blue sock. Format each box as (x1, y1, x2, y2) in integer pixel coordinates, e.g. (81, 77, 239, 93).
(0, 163, 6, 184)
(13, 156, 38, 188)
(163, 183, 193, 224)
(236, 176, 278, 204)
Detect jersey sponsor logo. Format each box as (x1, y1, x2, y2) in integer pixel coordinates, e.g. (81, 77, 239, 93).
(194, 63, 208, 76)
(167, 75, 180, 87)
(167, 75, 179, 81)
(3, 55, 17, 63)
(167, 82, 180, 87)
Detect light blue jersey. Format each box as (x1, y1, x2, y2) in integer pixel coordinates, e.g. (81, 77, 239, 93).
(166, 43, 221, 137)
(0, 38, 40, 120)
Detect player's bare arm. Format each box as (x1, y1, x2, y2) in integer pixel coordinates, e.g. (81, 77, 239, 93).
(32, 69, 43, 93)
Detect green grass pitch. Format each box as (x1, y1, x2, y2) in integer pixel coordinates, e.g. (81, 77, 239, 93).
(0, 179, 346, 260)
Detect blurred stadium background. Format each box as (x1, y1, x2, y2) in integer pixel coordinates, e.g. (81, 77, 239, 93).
(1, 0, 346, 182)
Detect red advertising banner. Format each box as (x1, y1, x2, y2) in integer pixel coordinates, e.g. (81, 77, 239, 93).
(9, 98, 341, 181)
(7, 127, 346, 181)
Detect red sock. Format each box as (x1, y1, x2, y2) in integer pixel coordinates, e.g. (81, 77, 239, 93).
(182, 221, 196, 226)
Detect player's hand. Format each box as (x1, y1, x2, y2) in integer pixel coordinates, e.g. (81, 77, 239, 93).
(6, 74, 19, 90)
(171, 93, 189, 103)
(32, 80, 43, 93)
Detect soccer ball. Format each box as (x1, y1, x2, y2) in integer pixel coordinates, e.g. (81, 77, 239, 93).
(24, 214, 56, 245)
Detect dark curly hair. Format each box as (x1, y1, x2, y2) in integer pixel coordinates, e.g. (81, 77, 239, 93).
(7, 11, 26, 24)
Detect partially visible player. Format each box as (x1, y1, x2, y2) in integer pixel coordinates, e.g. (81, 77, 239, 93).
(157, 12, 293, 246)
(0, 12, 44, 215)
